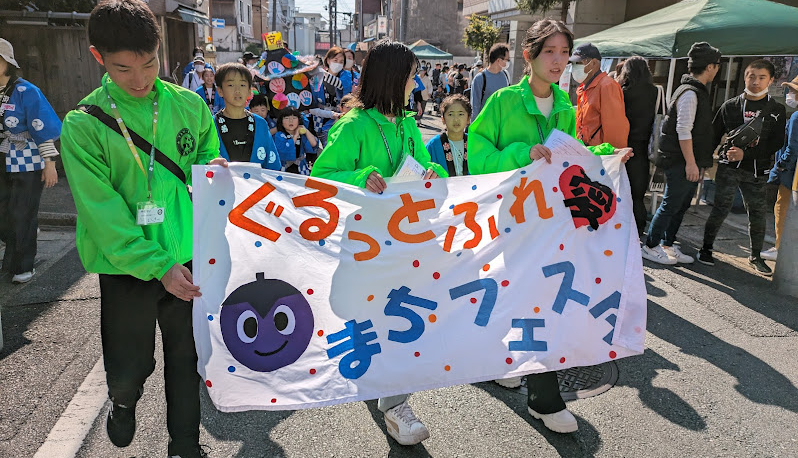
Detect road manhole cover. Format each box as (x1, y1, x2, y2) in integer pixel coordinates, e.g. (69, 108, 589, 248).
(499, 362, 619, 401)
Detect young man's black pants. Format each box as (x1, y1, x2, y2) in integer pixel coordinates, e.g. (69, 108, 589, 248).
(626, 140, 652, 237)
(99, 263, 200, 453)
(526, 371, 566, 414)
(0, 167, 43, 275)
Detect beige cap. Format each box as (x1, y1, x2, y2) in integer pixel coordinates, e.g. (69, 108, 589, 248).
(0, 38, 20, 69)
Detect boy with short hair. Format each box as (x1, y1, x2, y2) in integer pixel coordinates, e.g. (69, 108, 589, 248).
(214, 63, 280, 169)
(248, 93, 277, 134)
(59, 1, 226, 456)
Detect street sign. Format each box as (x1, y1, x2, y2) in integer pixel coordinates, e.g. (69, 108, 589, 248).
(211, 18, 225, 28)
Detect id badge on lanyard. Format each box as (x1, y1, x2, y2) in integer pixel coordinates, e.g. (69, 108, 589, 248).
(106, 86, 165, 225)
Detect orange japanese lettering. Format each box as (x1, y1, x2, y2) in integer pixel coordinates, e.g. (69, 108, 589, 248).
(387, 193, 437, 244)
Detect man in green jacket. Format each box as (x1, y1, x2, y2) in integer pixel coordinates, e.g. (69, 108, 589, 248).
(60, 1, 224, 456)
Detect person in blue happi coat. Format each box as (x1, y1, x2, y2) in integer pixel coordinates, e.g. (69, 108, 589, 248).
(213, 62, 280, 169)
(273, 106, 318, 175)
(0, 38, 62, 283)
(195, 67, 224, 115)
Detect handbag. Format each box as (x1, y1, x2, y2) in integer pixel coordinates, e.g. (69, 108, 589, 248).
(647, 84, 667, 164)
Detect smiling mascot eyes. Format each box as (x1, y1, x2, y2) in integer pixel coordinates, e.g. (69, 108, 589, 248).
(237, 310, 259, 343)
(220, 273, 314, 372)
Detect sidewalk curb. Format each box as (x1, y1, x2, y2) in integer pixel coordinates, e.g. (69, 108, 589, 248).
(39, 211, 77, 227)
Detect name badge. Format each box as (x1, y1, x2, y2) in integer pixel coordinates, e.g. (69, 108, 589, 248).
(0, 103, 14, 112)
(136, 201, 165, 225)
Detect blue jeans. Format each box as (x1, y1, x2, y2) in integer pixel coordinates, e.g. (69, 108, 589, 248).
(646, 163, 699, 248)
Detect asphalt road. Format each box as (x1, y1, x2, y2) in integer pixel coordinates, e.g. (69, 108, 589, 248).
(2, 112, 797, 457)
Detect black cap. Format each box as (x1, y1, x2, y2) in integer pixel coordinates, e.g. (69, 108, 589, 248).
(687, 42, 721, 68)
(242, 51, 256, 60)
(569, 43, 601, 63)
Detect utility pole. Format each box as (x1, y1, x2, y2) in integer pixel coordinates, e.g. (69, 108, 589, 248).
(271, 0, 276, 32)
(773, 171, 798, 298)
(329, 0, 336, 47)
(399, 0, 407, 43)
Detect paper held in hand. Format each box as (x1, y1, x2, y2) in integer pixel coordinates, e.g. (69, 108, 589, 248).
(544, 129, 593, 157)
(387, 154, 426, 183)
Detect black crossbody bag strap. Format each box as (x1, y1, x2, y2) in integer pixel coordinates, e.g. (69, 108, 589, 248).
(77, 104, 187, 184)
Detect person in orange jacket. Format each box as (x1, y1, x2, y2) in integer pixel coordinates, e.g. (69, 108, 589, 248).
(570, 43, 629, 148)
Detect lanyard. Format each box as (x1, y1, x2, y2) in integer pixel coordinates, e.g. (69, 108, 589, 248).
(105, 88, 159, 201)
(369, 112, 406, 165)
(536, 113, 559, 143)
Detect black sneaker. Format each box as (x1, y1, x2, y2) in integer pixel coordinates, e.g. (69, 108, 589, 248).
(748, 257, 773, 276)
(697, 249, 715, 266)
(106, 401, 137, 447)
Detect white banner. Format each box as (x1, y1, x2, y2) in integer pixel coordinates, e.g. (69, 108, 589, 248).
(192, 151, 646, 412)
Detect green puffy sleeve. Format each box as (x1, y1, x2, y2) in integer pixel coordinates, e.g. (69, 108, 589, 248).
(468, 95, 533, 174)
(310, 118, 380, 187)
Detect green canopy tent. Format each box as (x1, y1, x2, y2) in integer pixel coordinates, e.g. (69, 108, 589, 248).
(575, 0, 798, 101)
(409, 39, 453, 61)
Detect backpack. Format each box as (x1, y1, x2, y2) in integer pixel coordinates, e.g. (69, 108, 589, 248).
(479, 70, 510, 106)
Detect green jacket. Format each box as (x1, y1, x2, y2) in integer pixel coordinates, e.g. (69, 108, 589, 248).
(310, 107, 448, 186)
(60, 75, 220, 281)
(469, 75, 614, 174)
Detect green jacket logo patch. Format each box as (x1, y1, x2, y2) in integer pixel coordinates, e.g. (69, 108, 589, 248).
(176, 128, 196, 156)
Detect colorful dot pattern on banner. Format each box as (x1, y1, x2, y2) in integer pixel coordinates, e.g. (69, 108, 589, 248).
(292, 73, 308, 90)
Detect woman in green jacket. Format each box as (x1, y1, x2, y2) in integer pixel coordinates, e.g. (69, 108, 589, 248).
(469, 19, 631, 435)
(310, 40, 446, 446)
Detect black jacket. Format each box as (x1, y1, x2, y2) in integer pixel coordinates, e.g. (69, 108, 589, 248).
(622, 81, 658, 144)
(712, 94, 787, 176)
(658, 75, 715, 169)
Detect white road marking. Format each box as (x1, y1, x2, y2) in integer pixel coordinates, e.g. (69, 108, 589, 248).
(33, 357, 107, 458)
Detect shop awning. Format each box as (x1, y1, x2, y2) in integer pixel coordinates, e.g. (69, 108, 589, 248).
(575, 0, 798, 58)
(177, 6, 210, 26)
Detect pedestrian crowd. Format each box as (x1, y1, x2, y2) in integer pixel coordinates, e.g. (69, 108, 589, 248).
(0, 0, 795, 456)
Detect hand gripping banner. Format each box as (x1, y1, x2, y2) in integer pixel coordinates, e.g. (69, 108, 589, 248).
(192, 153, 646, 412)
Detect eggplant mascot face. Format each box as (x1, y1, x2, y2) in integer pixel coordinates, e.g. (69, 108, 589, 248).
(220, 273, 314, 372)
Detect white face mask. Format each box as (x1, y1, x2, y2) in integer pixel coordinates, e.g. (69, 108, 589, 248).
(345, 58, 354, 69)
(786, 91, 798, 108)
(194, 64, 204, 73)
(502, 59, 510, 69)
(329, 62, 344, 74)
(571, 63, 588, 84)
(744, 87, 769, 98)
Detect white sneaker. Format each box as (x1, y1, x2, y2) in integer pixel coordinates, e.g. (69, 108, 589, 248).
(641, 245, 677, 265)
(494, 376, 522, 388)
(384, 401, 430, 445)
(12, 269, 35, 284)
(662, 245, 694, 264)
(528, 407, 578, 433)
(760, 247, 778, 261)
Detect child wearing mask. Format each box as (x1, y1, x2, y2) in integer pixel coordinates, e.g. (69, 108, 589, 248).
(344, 48, 360, 86)
(273, 107, 318, 175)
(426, 95, 471, 176)
(181, 55, 206, 91)
(214, 62, 280, 169)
